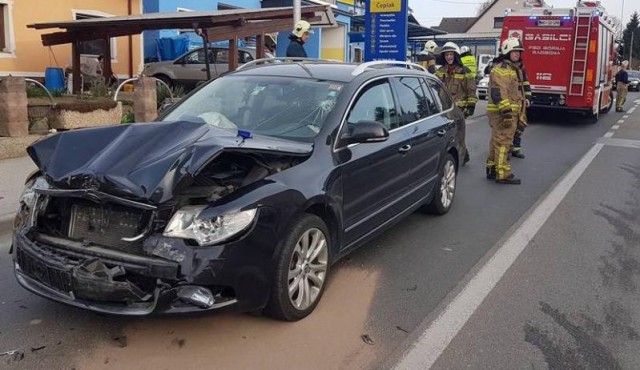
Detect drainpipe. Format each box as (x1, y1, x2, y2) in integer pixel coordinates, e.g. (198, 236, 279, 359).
(293, 0, 301, 26)
(128, 0, 134, 77)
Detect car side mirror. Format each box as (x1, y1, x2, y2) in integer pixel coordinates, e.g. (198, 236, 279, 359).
(341, 121, 389, 145)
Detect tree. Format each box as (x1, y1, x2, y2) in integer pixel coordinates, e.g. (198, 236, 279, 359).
(476, 0, 494, 16)
(621, 12, 640, 69)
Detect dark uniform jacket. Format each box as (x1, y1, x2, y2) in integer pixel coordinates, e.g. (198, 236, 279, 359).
(286, 35, 308, 58)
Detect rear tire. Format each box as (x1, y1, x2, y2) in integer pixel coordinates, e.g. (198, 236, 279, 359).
(424, 153, 457, 215)
(264, 214, 331, 321)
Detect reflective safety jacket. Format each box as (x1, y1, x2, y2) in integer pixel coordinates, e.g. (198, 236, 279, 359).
(460, 52, 477, 76)
(487, 60, 527, 114)
(434, 64, 478, 110)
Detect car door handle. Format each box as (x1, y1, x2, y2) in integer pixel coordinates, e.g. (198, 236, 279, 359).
(398, 144, 412, 153)
(437, 129, 446, 137)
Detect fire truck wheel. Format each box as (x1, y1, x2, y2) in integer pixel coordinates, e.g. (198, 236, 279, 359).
(586, 110, 599, 124)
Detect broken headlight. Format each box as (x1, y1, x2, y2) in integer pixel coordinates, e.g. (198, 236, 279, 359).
(16, 176, 48, 228)
(163, 206, 257, 246)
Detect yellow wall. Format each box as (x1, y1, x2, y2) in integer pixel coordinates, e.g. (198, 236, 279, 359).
(0, 0, 142, 77)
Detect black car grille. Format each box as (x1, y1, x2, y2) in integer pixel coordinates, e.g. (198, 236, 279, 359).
(37, 198, 151, 255)
(17, 248, 73, 293)
(68, 203, 146, 253)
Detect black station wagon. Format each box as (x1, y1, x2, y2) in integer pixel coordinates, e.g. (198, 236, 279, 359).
(13, 59, 467, 321)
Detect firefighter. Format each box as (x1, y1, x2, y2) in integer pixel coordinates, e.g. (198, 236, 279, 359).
(511, 61, 531, 159)
(460, 46, 477, 77)
(434, 42, 477, 164)
(615, 60, 630, 112)
(416, 40, 438, 74)
(286, 20, 313, 58)
(486, 37, 526, 185)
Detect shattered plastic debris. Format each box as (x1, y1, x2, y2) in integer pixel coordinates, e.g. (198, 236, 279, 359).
(361, 334, 375, 345)
(31, 346, 46, 352)
(113, 335, 128, 348)
(1, 350, 25, 363)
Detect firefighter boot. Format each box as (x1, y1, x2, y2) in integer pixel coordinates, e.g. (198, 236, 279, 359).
(511, 147, 525, 159)
(486, 166, 496, 180)
(495, 173, 521, 185)
(464, 149, 470, 165)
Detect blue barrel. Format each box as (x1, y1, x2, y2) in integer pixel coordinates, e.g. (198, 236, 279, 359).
(44, 67, 64, 92)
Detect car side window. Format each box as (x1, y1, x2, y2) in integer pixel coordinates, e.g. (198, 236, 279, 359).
(426, 79, 453, 111)
(420, 78, 441, 114)
(393, 77, 430, 125)
(216, 49, 229, 64)
(346, 80, 397, 130)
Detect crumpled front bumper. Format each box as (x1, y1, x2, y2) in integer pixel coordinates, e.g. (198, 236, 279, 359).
(12, 232, 237, 315)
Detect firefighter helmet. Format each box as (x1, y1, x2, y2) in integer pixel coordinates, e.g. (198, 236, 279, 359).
(501, 37, 524, 56)
(292, 20, 314, 38)
(421, 40, 438, 54)
(440, 42, 460, 55)
(460, 45, 470, 54)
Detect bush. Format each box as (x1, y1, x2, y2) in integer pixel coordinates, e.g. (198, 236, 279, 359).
(156, 84, 184, 108)
(26, 84, 49, 98)
(89, 78, 110, 98)
(121, 110, 135, 124)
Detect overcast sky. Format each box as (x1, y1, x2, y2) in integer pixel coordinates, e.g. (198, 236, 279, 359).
(409, 0, 639, 27)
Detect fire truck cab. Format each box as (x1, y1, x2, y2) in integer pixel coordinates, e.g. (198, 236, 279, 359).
(501, 1, 617, 122)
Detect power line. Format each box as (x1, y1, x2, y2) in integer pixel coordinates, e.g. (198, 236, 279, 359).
(430, 0, 486, 4)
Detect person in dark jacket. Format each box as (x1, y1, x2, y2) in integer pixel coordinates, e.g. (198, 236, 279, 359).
(615, 60, 630, 112)
(286, 20, 313, 58)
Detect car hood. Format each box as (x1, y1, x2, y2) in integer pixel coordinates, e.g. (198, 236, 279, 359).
(27, 121, 312, 204)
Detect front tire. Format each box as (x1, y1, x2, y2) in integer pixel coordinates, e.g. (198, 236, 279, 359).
(265, 214, 331, 321)
(424, 153, 457, 215)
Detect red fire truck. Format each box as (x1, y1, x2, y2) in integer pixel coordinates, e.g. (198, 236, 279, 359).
(501, 1, 617, 122)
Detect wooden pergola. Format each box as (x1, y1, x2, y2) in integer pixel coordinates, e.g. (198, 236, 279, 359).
(27, 6, 336, 93)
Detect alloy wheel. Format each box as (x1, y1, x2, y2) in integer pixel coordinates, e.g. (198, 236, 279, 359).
(287, 228, 328, 311)
(440, 159, 456, 209)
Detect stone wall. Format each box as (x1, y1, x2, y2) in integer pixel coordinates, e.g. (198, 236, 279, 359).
(49, 102, 123, 130)
(0, 77, 29, 137)
(134, 77, 158, 122)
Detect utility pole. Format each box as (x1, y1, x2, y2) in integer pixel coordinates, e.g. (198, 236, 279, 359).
(294, 0, 301, 26)
(631, 31, 634, 68)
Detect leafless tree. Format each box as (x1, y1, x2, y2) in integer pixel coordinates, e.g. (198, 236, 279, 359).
(477, 0, 494, 16)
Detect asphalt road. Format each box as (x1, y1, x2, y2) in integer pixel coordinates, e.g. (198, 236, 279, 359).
(1, 96, 639, 370)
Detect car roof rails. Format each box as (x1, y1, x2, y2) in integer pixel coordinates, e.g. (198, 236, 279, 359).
(351, 61, 427, 76)
(236, 57, 343, 71)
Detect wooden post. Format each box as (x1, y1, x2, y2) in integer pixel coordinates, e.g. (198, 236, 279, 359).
(72, 40, 81, 94)
(103, 37, 113, 83)
(229, 38, 238, 71)
(256, 34, 264, 59)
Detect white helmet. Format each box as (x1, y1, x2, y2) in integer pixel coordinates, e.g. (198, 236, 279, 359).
(501, 37, 524, 56)
(460, 46, 470, 54)
(422, 40, 438, 54)
(440, 42, 460, 55)
(292, 20, 314, 38)
(622, 60, 629, 67)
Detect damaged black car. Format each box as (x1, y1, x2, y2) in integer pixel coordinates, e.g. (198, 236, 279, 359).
(12, 60, 467, 321)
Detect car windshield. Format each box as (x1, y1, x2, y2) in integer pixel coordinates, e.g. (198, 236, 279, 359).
(162, 75, 344, 142)
(627, 71, 640, 79)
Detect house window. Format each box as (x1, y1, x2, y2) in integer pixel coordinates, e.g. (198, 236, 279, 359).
(0, 0, 15, 56)
(73, 10, 117, 60)
(493, 17, 504, 29)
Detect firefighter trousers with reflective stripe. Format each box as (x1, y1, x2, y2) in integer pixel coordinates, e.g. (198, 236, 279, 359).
(487, 112, 517, 180)
(616, 83, 628, 111)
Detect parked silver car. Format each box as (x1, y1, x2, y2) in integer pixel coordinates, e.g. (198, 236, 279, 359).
(142, 47, 274, 90)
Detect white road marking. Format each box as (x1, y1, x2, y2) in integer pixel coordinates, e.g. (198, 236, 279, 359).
(623, 115, 629, 119)
(612, 125, 620, 130)
(604, 132, 615, 138)
(394, 143, 605, 370)
(617, 120, 625, 124)
(629, 107, 636, 114)
(598, 137, 640, 149)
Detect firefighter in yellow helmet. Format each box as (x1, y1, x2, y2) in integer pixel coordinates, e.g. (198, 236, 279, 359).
(460, 45, 477, 77)
(435, 42, 477, 164)
(486, 37, 526, 184)
(417, 40, 438, 74)
(287, 20, 313, 58)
